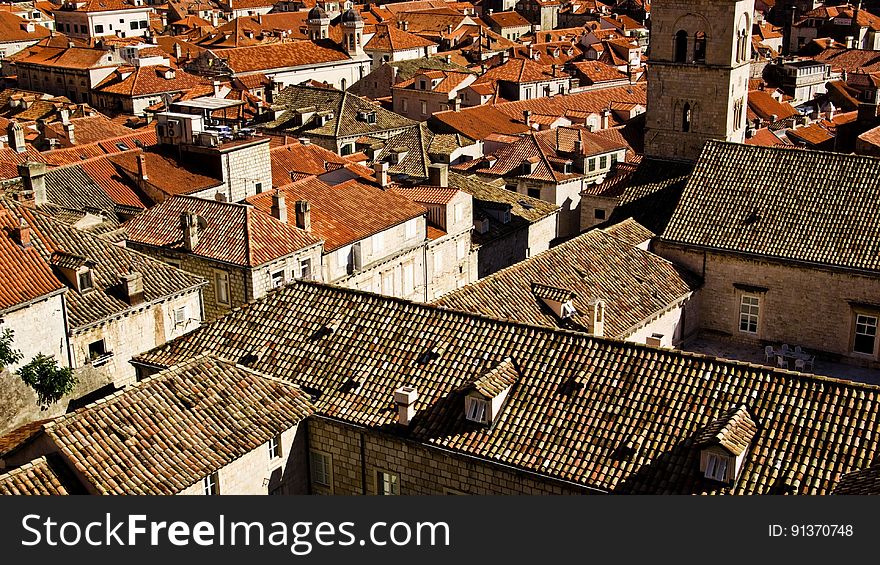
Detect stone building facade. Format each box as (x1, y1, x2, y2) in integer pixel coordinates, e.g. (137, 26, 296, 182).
(307, 418, 590, 495)
(655, 243, 880, 368)
(644, 0, 753, 161)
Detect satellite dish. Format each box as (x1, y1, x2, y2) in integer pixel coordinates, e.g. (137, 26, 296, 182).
(196, 215, 208, 230)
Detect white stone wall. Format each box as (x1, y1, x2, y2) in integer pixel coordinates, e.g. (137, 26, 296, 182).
(221, 140, 273, 203)
(71, 290, 203, 388)
(0, 38, 42, 60)
(250, 245, 325, 299)
(0, 294, 69, 373)
(178, 424, 306, 495)
(324, 216, 426, 283)
(622, 298, 696, 347)
(254, 57, 371, 92)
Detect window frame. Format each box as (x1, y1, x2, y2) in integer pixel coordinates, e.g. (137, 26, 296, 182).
(376, 470, 399, 495)
(853, 312, 878, 356)
(268, 433, 282, 463)
(738, 294, 760, 334)
(309, 450, 332, 488)
(465, 395, 488, 424)
(704, 453, 729, 482)
(214, 271, 230, 305)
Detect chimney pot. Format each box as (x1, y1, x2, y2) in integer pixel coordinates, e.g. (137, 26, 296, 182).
(137, 153, 148, 181)
(7, 122, 26, 153)
(17, 161, 48, 205)
(271, 190, 288, 223)
(12, 218, 32, 247)
(374, 161, 389, 187)
(295, 200, 311, 232)
(180, 211, 200, 251)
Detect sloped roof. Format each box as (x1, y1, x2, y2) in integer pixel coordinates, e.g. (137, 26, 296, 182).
(364, 23, 437, 52)
(247, 176, 426, 252)
(135, 280, 880, 494)
(124, 195, 322, 267)
(693, 405, 758, 457)
(93, 65, 207, 97)
(436, 227, 699, 336)
(212, 39, 350, 74)
(43, 355, 315, 495)
(0, 455, 80, 495)
(662, 141, 880, 272)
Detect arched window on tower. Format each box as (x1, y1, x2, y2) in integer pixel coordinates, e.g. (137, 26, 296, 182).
(694, 32, 707, 62)
(682, 103, 692, 132)
(674, 30, 688, 63)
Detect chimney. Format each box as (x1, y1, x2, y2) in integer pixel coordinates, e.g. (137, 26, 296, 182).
(295, 200, 311, 232)
(393, 386, 418, 425)
(587, 298, 605, 337)
(213, 79, 222, 97)
(173, 42, 182, 60)
(374, 160, 389, 187)
(59, 107, 71, 125)
(68, 40, 74, 48)
(271, 190, 288, 223)
(7, 122, 26, 153)
(18, 162, 48, 205)
(601, 108, 611, 129)
(446, 24, 452, 35)
(63, 122, 75, 145)
(137, 153, 148, 181)
(845, 35, 855, 49)
(12, 218, 32, 247)
(523, 109, 531, 127)
(119, 269, 144, 306)
(180, 211, 200, 251)
(428, 163, 448, 187)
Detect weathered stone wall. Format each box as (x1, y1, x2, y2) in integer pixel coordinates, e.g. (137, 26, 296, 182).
(656, 242, 880, 366)
(307, 418, 591, 495)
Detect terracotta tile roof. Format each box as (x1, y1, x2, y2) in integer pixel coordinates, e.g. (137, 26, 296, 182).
(744, 127, 790, 147)
(437, 227, 699, 336)
(213, 40, 351, 74)
(475, 57, 556, 84)
(813, 47, 880, 73)
(124, 195, 322, 267)
(469, 357, 518, 397)
(391, 185, 460, 204)
(483, 10, 530, 29)
(431, 104, 530, 140)
(786, 122, 835, 146)
(57, 0, 149, 12)
(365, 23, 437, 52)
(248, 176, 425, 252)
(0, 455, 79, 495)
(693, 405, 757, 457)
(0, 196, 204, 328)
(602, 217, 654, 247)
(0, 11, 51, 43)
(12, 44, 117, 70)
(571, 60, 628, 84)
(372, 122, 432, 178)
(0, 203, 66, 312)
(40, 128, 157, 166)
(43, 160, 129, 220)
(110, 147, 223, 197)
(93, 65, 207, 97)
(270, 140, 374, 186)
(747, 90, 798, 121)
(394, 68, 474, 93)
(42, 115, 134, 147)
(0, 419, 52, 457)
(43, 355, 315, 494)
(662, 141, 880, 272)
(135, 280, 880, 494)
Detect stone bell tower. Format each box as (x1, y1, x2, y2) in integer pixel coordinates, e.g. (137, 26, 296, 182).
(644, 0, 754, 161)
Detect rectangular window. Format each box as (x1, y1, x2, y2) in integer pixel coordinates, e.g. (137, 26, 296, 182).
(94, 24, 104, 33)
(215, 272, 230, 305)
(454, 203, 464, 223)
(310, 450, 331, 486)
(268, 434, 282, 462)
(465, 396, 488, 423)
(739, 294, 760, 334)
(271, 270, 285, 288)
(405, 219, 417, 239)
(139, 20, 149, 29)
(401, 98, 408, 112)
(527, 187, 541, 199)
(173, 306, 187, 325)
(611, 153, 619, 165)
(87, 339, 110, 364)
(433, 251, 443, 272)
(130, 21, 138, 30)
(78, 270, 94, 291)
(402, 262, 414, 295)
(202, 472, 219, 495)
(854, 314, 878, 355)
(382, 270, 394, 294)
(588, 158, 597, 172)
(599, 156, 608, 169)
(377, 471, 399, 495)
(299, 258, 312, 280)
(705, 453, 729, 482)
(420, 100, 428, 116)
(255, 182, 263, 194)
(594, 208, 606, 220)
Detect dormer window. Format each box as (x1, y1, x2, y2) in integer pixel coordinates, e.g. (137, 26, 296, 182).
(695, 405, 757, 485)
(461, 358, 518, 426)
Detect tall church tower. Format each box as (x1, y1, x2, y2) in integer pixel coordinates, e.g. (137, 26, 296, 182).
(644, 0, 754, 161)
